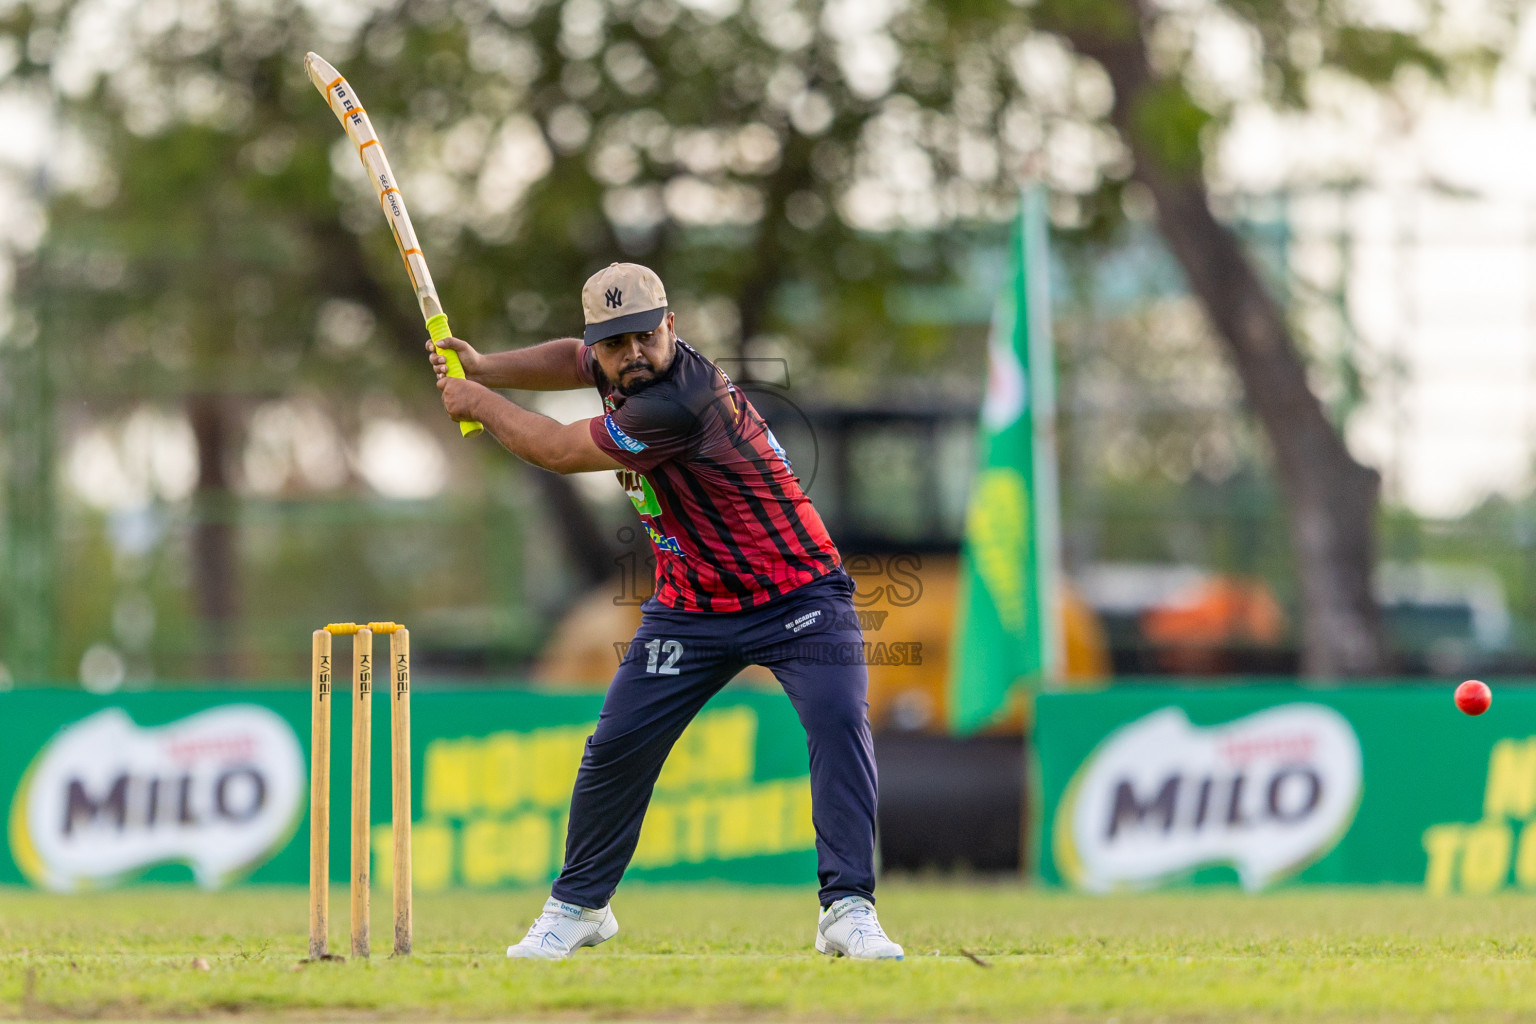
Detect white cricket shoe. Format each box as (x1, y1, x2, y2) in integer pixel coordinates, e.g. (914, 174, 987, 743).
(815, 896, 904, 960)
(506, 897, 619, 960)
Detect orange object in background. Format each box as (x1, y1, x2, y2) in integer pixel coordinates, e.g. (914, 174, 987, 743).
(1140, 576, 1286, 674)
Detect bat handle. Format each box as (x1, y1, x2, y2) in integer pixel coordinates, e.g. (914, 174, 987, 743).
(427, 314, 484, 438)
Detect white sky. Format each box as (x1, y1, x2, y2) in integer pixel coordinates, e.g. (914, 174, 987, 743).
(1214, 7, 1536, 516)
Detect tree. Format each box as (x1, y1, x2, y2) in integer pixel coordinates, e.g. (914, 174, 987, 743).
(1020, 0, 1512, 674)
(0, 0, 1023, 677)
(3, 0, 1514, 677)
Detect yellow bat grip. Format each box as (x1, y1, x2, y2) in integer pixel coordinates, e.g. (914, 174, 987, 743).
(427, 314, 484, 437)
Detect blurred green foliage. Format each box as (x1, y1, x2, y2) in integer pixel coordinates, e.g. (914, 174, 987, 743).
(0, 0, 1520, 685)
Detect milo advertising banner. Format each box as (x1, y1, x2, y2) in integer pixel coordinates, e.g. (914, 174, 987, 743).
(1036, 687, 1536, 893)
(0, 689, 815, 891)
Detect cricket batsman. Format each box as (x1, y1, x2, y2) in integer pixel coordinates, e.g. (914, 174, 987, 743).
(430, 262, 903, 961)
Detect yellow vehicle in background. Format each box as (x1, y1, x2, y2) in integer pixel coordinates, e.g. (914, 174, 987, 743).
(536, 396, 1110, 732)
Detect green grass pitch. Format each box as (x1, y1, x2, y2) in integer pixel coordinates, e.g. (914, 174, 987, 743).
(4, 883, 1536, 1021)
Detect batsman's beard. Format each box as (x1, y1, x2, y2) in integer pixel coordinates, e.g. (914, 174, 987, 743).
(617, 362, 658, 395)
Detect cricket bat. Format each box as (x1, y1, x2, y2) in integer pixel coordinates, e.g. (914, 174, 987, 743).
(304, 51, 483, 437)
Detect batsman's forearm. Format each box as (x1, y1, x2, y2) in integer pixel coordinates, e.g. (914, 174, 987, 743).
(470, 389, 601, 474)
(476, 338, 587, 390)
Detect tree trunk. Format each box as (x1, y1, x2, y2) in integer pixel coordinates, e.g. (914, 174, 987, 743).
(1065, 4, 1387, 676)
(187, 392, 238, 679)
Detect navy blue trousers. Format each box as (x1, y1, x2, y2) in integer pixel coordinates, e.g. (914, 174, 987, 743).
(550, 571, 878, 909)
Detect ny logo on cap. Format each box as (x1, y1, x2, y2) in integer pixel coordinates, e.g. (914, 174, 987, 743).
(605, 287, 623, 308)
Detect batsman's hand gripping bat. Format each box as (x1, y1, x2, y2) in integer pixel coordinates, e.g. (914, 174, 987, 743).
(304, 51, 483, 437)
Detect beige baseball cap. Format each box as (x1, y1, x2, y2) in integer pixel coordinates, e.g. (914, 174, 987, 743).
(582, 262, 668, 345)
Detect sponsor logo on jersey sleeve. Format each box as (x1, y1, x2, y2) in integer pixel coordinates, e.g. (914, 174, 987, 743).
(605, 415, 648, 453)
(763, 424, 792, 469)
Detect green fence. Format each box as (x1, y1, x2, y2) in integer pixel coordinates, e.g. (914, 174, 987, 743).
(1036, 687, 1536, 894)
(1, 689, 816, 891)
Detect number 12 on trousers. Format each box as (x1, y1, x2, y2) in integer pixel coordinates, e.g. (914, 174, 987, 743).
(645, 639, 682, 674)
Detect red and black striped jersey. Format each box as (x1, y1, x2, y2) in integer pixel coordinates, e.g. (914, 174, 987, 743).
(581, 339, 841, 612)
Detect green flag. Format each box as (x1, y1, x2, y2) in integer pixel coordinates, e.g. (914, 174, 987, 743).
(948, 187, 1062, 733)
